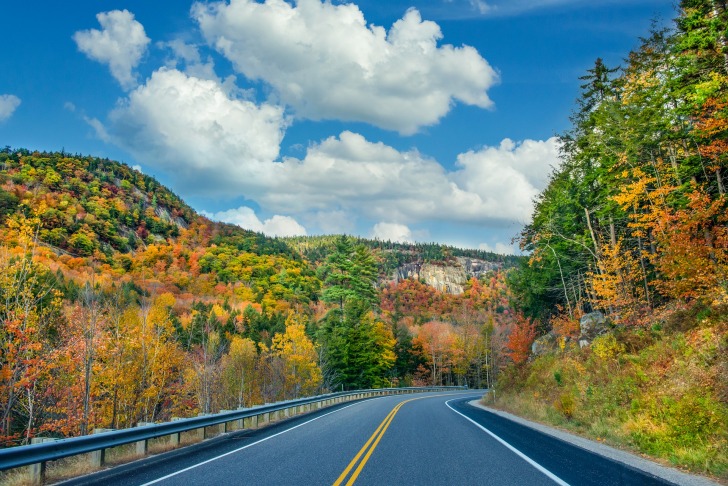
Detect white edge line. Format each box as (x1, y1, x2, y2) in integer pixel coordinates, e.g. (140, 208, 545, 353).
(141, 398, 382, 485)
(445, 398, 570, 486)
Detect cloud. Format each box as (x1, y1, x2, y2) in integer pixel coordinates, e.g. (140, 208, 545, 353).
(468, 0, 495, 14)
(460, 0, 661, 17)
(451, 137, 558, 223)
(84, 116, 111, 142)
(371, 222, 414, 243)
(306, 210, 356, 235)
(203, 206, 307, 237)
(266, 132, 559, 226)
(193, 0, 498, 134)
(105, 68, 286, 195)
(0, 95, 21, 122)
(73, 10, 150, 90)
(95, 68, 557, 234)
(479, 241, 517, 255)
(157, 39, 246, 96)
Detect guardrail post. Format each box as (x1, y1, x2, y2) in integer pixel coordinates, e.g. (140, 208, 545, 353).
(89, 428, 114, 468)
(236, 407, 247, 430)
(135, 422, 154, 455)
(169, 418, 183, 446)
(28, 437, 56, 485)
(197, 414, 211, 439)
(219, 411, 233, 433)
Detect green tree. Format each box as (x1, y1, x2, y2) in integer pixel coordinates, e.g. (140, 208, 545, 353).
(320, 236, 378, 313)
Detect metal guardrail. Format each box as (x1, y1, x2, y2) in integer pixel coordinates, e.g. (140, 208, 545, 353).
(0, 386, 466, 474)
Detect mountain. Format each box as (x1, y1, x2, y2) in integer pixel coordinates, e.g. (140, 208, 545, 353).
(0, 148, 513, 300)
(285, 235, 521, 294)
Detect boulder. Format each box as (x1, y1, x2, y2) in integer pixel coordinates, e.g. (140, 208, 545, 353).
(579, 311, 607, 339)
(532, 332, 558, 356)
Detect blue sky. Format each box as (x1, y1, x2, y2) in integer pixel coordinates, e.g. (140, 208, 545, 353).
(0, 0, 674, 252)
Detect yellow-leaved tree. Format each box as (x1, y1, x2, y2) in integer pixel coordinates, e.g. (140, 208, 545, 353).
(271, 313, 322, 400)
(0, 212, 62, 445)
(220, 335, 258, 409)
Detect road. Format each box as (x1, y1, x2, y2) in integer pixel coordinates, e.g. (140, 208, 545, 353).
(65, 391, 679, 486)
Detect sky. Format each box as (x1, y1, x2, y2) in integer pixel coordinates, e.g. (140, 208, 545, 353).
(0, 0, 675, 253)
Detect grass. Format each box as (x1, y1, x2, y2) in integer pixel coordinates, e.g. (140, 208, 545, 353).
(492, 306, 728, 481)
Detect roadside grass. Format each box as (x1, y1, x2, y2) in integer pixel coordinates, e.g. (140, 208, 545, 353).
(490, 307, 728, 480)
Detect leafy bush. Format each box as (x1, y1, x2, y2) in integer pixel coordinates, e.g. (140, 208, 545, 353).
(494, 319, 728, 477)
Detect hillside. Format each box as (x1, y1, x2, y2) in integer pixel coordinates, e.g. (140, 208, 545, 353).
(285, 234, 520, 293)
(496, 2, 728, 479)
(0, 147, 515, 450)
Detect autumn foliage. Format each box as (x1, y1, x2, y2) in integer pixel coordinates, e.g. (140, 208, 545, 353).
(504, 314, 536, 365)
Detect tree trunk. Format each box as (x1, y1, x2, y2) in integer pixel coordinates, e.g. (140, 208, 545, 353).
(711, 0, 728, 75)
(584, 207, 602, 269)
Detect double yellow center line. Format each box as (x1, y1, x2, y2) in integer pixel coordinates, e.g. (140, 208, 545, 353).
(332, 396, 424, 486)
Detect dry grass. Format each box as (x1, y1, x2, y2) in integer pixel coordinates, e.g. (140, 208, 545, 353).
(493, 314, 728, 480)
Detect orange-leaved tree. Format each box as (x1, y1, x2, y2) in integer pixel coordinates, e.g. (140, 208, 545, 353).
(505, 313, 537, 365)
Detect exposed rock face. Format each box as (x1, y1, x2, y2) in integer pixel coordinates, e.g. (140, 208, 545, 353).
(155, 206, 189, 230)
(394, 262, 422, 282)
(456, 257, 498, 279)
(420, 264, 468, 294)
(391, 257, 500, 295)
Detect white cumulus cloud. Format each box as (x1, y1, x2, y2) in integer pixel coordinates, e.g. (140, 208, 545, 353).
(0, 95, 21, 122)
(452, 137, 559, 223)
(193, 0, 498, 134)
(204, 206, 307, 237)
(371, 222, 414, 243)
(157, 39, 245, 96)
(266, 132, 559, 226)
(105, 68, 286, 195)
(94, 67, 557, 236)
(73, 10, 150, 90)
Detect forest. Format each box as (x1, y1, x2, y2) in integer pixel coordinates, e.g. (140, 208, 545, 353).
(0, 148, 523, 449)
(500, 0, 727, 477)
(1, 0, 727, 479)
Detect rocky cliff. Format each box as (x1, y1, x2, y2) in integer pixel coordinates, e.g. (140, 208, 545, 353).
(391, 257, 499, 294)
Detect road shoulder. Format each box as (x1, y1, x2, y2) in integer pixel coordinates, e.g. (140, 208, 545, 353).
(469, 400, 723, 486)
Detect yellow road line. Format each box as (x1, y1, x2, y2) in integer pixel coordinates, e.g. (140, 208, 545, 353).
(333, 391, 473, 486)
(332, 396, 422, 486)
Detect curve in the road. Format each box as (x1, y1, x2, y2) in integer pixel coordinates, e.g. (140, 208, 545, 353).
(61, 391, 701, 486)
(446, 398, 569, 486)
(333, 395, 430, 486)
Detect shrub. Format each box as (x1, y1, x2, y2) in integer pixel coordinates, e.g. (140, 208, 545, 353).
(554, 392, 576, 419)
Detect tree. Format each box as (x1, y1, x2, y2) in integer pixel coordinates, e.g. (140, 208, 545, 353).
(220, 336, 258, 409)
(415, 321, 455, 386)
(0, 213, 61, 445)
(271, 313, 322, 399)
(504, 314, 537, 366)
(317, 300, 395, 390)
(321, 236, 378, 313)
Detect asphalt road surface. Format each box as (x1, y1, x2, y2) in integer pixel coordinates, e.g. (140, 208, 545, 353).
(64, 391, 681, 485)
